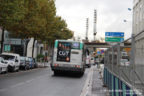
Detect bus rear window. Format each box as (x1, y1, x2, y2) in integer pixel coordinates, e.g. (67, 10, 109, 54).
(71, 42, 80, 49)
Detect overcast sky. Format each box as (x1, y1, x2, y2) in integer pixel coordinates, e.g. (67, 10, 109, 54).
(55, 0, 133, 41)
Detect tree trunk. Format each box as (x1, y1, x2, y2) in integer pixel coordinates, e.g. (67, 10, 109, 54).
(32, 38, 35, 58)
(23, 39, 29, 56)
(1, 27, 5, 53)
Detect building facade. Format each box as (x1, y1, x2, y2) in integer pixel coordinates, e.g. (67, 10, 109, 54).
(1, 31, 44, 58)
(133, 0, 144, 93)
(133, 0, 144, 66)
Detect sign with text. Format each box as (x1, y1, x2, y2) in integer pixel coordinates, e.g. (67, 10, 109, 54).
(105, 32, 124, 37)
(105, 32, 124, 42)
(4, 39, 22, 45)
(105, 37, 124, 42)
(57, 42, 71, 62)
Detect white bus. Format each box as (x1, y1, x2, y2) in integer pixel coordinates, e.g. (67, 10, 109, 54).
(51, 40, 85, 76)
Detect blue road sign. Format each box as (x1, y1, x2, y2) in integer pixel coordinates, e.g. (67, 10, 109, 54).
(105, 32, 124, 37)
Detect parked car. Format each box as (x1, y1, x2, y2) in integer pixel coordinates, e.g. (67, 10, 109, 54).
(0, 53, 20, 72)
(20, 56, 30, 70)
(0, 57, 8, 73)
(85, 55, 91, 68)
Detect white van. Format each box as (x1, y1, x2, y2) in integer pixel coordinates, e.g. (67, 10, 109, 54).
(0, 53, 20, 72)
(0, 57, 8, 73)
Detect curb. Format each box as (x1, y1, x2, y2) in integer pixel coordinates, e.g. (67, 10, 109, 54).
(80, 66, 94, 96)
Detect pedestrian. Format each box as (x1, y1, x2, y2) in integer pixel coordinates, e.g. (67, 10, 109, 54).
(44, 56, 48, 62)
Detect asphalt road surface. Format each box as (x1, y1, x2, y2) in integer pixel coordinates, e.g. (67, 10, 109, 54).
(0, 67, 90, 96)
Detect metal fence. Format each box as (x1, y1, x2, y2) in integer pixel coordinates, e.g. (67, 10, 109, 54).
(104, 35, 144, 95)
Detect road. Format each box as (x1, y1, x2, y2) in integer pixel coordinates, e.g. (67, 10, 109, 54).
(0, 67, 90, 96)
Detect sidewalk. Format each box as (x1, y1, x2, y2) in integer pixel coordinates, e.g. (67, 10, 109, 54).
(91, 65, 109, 96)
(37, 60, 51, 68)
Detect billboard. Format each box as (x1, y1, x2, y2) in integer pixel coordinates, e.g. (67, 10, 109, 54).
(57, 42, 71, 62)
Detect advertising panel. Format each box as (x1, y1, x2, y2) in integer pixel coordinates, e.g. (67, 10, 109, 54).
(57, 42, 71, 62)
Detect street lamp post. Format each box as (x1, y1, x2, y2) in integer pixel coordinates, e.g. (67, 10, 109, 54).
(93, 10, 97, 41)
(85, 18, 89, 41)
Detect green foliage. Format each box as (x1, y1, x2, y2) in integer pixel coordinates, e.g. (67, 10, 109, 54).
(62, 28, 73, 39)
(37, 54, 44, 62)
(0, 0, 73, 43)
(46, 16, 73, 43)
(0, 0, 26, 29)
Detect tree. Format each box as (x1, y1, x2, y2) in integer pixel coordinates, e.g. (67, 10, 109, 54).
(0, 0, 73, 44)
(45, 16, 73, 43)
(61, 28, 73, 39)
(0, 0, 26, 52)
(0, 0, 26, 29)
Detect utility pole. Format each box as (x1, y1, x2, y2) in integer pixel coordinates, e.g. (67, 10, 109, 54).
(85, 18, 89, 41)
(93, 10, 97, 41)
